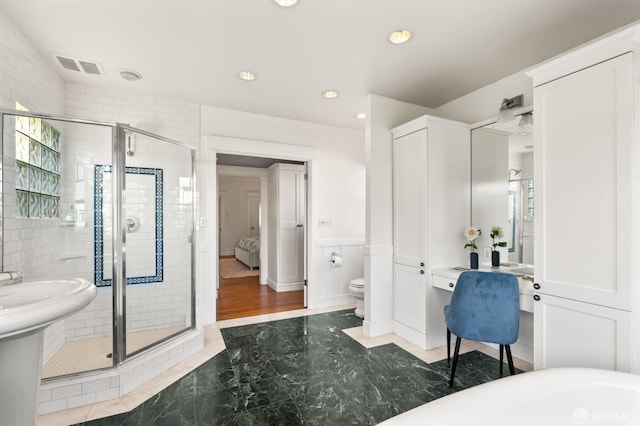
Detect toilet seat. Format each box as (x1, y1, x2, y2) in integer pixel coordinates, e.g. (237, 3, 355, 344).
(350, 278, 364, 288)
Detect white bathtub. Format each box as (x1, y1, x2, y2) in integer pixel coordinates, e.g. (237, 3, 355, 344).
(379, 368, 640, 425)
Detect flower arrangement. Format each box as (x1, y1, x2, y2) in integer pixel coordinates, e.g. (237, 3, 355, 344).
(490, 226, 507, 251)
(463, 227, 481, 252)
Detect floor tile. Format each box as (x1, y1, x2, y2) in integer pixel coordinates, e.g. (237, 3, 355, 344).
(73, 309, 530, 425)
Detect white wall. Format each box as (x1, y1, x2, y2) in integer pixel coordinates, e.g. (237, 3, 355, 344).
(363, 94, 434, 337)
(217, 175, 260, 255)
(435, 71, 533, 124)
(200, 106, 366, 321)
(0, 7, 66, 362)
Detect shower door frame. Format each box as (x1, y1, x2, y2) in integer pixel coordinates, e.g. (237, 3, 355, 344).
(0, 109, 197, 373)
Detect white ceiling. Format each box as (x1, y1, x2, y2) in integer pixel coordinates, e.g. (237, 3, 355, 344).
(2, 0, 640, 129)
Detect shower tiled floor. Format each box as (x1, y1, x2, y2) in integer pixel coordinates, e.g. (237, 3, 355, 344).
(58, 309, 531, 425)
(42, 326, 186, 378)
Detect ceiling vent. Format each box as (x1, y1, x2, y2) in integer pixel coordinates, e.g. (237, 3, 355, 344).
(54, 54, 104, 75)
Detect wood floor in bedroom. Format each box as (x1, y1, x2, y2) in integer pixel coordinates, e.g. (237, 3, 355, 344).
(216, 256, 305, 321)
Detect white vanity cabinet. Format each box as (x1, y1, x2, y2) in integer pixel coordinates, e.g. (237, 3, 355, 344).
(527, 27, 640, 372)
(391, 115, 469, 349)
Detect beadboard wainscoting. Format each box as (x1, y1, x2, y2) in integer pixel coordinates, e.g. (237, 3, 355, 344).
(309, 239, 364, 309)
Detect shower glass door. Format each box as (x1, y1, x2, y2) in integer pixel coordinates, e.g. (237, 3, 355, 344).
(121, 127, 195, 357)
(3, 111, 115, 378)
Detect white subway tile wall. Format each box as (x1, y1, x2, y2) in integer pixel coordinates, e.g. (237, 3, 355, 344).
(1, 7, 204, 414)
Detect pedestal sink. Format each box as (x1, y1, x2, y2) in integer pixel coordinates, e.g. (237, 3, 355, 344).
(0, 278, 97, 426)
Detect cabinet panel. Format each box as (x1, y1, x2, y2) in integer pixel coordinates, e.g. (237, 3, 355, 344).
(534, 293, 631, 371)
(393, 263, 427, 333)
(393, 129, 427, 267)
(534, 53, 633, 310)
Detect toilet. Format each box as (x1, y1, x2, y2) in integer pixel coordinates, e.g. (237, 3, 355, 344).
(348, 277, 365, 318)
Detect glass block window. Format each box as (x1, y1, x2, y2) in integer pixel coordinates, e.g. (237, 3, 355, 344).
(14, 108, 61, 219)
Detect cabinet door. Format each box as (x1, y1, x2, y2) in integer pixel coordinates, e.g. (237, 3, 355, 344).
(393, 128, 427, 267)
(279, 170, 304, 283)
(534, 53, 633, 310)
(393, 263, 427, 333)
(534, 293, 631, 371)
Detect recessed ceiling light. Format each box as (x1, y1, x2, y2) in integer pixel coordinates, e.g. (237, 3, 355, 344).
(273, 0, 298, 6)
(321, 90, 339, 99)
(120, 70, 142, 81)
(355, 113, 366, 119)
(238, 71, 257, 81)
(389, 30, 412, 44)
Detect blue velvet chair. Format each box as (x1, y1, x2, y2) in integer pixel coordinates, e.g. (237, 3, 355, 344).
(444, 270, 520, 387)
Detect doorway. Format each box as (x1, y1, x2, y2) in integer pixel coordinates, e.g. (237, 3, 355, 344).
(215, 153, 306, 320)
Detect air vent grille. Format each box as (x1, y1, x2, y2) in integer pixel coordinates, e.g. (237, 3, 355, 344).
(79, 61, 101, 75)
(54, 55, 104, 75)
(56, 56, 81, 72)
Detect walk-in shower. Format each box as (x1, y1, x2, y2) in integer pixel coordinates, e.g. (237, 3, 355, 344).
(0, 108, 196, 380)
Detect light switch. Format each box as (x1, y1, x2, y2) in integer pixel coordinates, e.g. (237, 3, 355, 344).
(318, 218, 331, 227)
(199, 217, 207, 227)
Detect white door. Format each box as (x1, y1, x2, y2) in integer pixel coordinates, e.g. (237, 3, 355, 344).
(247, 192, 260, 238)
(534, 53, 633, 311)
(279, 169, 304, 284)
(393, 128, 427, 268)
(533, 293, 632, 371)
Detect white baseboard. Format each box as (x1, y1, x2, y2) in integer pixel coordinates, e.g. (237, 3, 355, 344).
(393, 321, 427, 350)
(267, 278, 304, 292)
(220, 248, 234, 256)
(307, 294, 355, 310)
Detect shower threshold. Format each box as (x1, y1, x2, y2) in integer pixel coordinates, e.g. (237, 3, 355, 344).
(42, 326, 185, 378)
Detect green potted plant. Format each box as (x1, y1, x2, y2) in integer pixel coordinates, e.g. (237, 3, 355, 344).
(464, 226, 481, 269)
(490, 226, 507, 267)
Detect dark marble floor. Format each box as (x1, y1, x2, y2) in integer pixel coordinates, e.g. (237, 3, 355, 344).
(77, 309, 522, 425)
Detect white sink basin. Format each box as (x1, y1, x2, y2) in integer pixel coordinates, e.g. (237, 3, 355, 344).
(0, 277, 96, 425)
(0, 278, 96, 339)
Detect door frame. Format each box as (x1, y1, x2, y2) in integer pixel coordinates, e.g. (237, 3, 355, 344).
(200, 135, 317, 324)
(246, 191, 260, 238)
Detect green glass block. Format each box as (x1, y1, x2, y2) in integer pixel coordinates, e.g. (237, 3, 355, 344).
(52, 151, 60, 174)
(42, 196, 53, 218)
(29, 166, 41, 192)
(51, 174, 60, 196)
(29, 139, 41, 167)
(51, 128, 60, 152)
(16, 191, 28, 218)
(28, 193, 41, 218)
(41, 121, 52, 147)
(41, 147, 52, 172)
(52, 198, 60, 218)
(16, 132, 29, 162)
(41, 171, 52, 195)
(16, 162, 29, 190)
(29, 117, 41, 142)
(16, 115, 29, 135)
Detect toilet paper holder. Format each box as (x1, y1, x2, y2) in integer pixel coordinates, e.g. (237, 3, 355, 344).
(330, 252, 343, 267)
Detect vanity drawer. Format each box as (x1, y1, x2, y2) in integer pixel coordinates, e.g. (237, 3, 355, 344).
(432, 274, 456, 292)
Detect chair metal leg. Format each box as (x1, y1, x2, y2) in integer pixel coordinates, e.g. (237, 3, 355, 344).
(449, 337, 462, 387)
(505, 344, 516, 376)
(446, 328, 451, 364)
(499, 344, 504, 376)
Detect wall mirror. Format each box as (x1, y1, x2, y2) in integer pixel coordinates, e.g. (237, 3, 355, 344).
(471, 111, 534, 269)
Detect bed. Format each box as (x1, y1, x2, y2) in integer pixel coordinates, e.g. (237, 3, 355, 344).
(235, 236, 260, 270)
